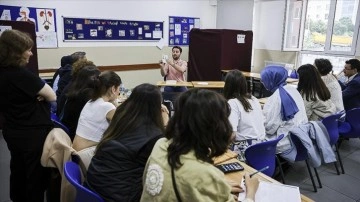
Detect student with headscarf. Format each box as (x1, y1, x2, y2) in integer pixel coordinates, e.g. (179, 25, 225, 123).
(261, 66, 308, 152)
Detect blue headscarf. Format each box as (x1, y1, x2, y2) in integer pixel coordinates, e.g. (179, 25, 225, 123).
(260, 66, 299, 121)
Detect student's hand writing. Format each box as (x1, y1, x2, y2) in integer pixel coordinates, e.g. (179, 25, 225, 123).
(244, 173, 259, 200)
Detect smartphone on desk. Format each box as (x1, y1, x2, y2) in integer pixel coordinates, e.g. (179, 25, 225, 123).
(216, 162, 244, 173)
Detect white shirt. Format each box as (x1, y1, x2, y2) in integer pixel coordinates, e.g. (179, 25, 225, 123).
(321, 74, 344, 112)
(263, 85, 308, 152)
(76, 98, 115, 142)
(228, 97, 266, 141)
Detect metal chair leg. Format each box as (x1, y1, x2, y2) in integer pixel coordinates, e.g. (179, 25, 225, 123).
(335, 143, 345, 174)
(333, 161, 340, 175)
(305, 160, 317, 192)
(276, 155, 286, 184)
(313, 168, 322, 188)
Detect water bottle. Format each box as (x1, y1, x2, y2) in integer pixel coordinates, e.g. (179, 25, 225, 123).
(126, 89, 132, 98)
(120, 84, 125, 96)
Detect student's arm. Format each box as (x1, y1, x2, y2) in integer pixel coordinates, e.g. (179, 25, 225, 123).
(38, 83, 56, 102)
(342, 80, 360, 100)
(106, 109, 116, 122)
(167, 59, 187, 73)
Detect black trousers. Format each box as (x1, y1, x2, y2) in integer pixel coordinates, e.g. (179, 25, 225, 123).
(3, 127, 51, 202)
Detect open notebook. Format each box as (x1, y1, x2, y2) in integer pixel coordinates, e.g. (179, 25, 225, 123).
(239, 181, 301, 202)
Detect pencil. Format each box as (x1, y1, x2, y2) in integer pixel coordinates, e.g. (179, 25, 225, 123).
(250, 166, 269, 177)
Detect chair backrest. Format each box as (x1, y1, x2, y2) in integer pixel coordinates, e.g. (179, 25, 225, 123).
(290, 133, 309, 162)
(52, 120, 70, 135)
(321, 113, 343, 145)
(64, 161, 104, 202)
(245, 134, 284, 177)
(343, 108, 360, 138)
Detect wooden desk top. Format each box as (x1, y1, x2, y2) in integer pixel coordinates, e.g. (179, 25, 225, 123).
(191, 81, 225, 88)
(215, 151, 314, 202)
(156, 81, 193, 87)
(221, 70, 299, 84)
(39, 72, 55, 79)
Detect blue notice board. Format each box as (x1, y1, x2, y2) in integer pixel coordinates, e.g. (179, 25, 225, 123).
(169, 16, 200, 46)
(63, 17, 163, 41)
(0, 5, 57, 48)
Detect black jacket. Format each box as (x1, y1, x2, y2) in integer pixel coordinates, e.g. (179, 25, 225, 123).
(86, 123, 163, 202)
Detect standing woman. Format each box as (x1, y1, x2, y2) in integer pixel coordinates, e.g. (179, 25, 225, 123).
(86, 83, 166, 202)
(72, 71, 121, 169)
(223, 69, 265, 142)
(297, 64, 336, 121)
(0, 30, 56, 202)
(314, 58, 344, 112)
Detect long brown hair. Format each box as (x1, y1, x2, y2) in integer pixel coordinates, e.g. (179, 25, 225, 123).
(297, 64, 331, 101)
(96, 83, 164, 153)
(0, 30, 34, 67)
(223, 70, 253, 112)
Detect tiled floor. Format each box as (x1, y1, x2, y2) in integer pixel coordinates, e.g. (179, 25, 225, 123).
(1, 130, 360, 202)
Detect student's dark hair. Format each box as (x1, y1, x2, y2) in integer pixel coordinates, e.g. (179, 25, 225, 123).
(0, 29, 34, 67)
(314, 58, 333, 76)
(70, 51, 86, 65)
(172, 46, 182, 53)
(223, 70, 253, 112)
(166, 89, 232, 168)
(345, 59, 360, 71)
(61, 55, 72, 67)
(91, 71, 121, 101)
(297, 64, 331, 102)
(66, 66, 101, 98)
(96, 83, 164, 153)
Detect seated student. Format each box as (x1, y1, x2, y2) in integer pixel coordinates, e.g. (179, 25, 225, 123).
(57, 59, 95, 115)
(72, 71, 121, 168)
(297, 64, 336, 121)
(314, 58, 344, 112)
(261, 66, 308, 153)
(223, 70, 265, 155)
(86, 84, 168, 202)
(56, 51, 86, 98)
(60, 66, 101, 140)
(52, 55, 72, 92)
(141, 88, 259, 202)
(340, 59, 360, 111)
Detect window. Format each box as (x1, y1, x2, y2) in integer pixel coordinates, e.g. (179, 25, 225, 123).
(283, 0, 360, 66)
(283, 0, 305, 50)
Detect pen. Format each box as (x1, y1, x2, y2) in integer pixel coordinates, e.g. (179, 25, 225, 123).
(249, 166, 269, 178)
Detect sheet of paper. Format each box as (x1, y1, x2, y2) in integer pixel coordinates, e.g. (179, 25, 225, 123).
(194, 19, 200, 28)
(238, 181, 301, 202)
(175, 24, 181, 35)
(153, 30, 162, 39)
(237, 34, 245, 43)
(156, 38, 166, 50)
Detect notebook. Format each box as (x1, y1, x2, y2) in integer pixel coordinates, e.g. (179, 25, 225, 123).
(238, 181, 301, 202)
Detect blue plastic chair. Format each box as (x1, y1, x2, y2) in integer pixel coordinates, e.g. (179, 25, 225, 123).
(290, 134, 322, 192)
(339, 108, 360, 138)
(322, 112, 345, 174)
(245, 134, 285, 183)
(64, 161, 104, 202)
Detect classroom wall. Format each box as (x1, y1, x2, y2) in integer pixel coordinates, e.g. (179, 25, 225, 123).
(2, 0, 217, 88)
(252, 0, 360, 73)
(216, 0, 254, 31)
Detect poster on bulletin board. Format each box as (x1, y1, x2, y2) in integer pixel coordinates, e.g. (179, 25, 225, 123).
(169, 16, 200, 46)
(0, 5, 57, 48)
(63, 16, 163, 41)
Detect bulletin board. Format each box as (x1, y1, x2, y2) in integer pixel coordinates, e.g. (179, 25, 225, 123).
(63, 17, 163, 41)
(169, 16, 200, 46)
(0, 5, 57, 48)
